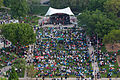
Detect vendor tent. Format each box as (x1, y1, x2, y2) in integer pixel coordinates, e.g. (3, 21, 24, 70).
(45, 7, 74, 16)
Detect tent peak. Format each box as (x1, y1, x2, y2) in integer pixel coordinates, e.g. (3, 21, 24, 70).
(45, 7, 74, 16)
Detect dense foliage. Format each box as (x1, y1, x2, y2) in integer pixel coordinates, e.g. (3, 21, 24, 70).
(77, 10, 118, 37)
(8, 67, 19, 80)
(2, 23, 36, 46)
(103, 30, 120, 44)
(104, 0, 120, 17)
(10, 0, 29, 18)
(50, 0, 89, 14)
(3, 0, 11, 7)
(88, 0, 107, 11)
(0, 0, 4, 7)
(12, 58, 26, 77)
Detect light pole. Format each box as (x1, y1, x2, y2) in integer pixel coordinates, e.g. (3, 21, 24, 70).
(94, 33, 98, 80)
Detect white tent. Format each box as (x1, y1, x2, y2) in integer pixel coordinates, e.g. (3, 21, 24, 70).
(45, 7, 74, 16)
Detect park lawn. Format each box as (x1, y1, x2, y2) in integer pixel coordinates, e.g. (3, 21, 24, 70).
(0, 77, 7, 80)
(0, 52, 18, 69)
(23, 15, 41, 26)
(100, 62, 120, 78)
(99, 46, 120, 78)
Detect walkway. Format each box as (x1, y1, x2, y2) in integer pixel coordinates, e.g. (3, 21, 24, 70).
(88, 46, 99, 79)
(0, 66, 11, 77)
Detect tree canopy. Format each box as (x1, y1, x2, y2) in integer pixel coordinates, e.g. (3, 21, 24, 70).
(2, 23, 36, 46)
(103, 30, 120, 44)
(10, 0, 29, 18)
(88, 0, 107, 11)
(0, 0, 4, 7)
(13, 58, 26, 70)
(104, 0, 120, 17)
(8, 67, 19, 80)
(12, 58, 26, 77)
(77, 10, 119, 37)
(50, 0, 89, 14)
(3, 0, 11, 7)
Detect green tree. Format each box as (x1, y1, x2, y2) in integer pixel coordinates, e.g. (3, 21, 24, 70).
(104, 0, 120, 17)
(103, 30, 120, 44)
(13, 58, 26, 77)
(8, 67, 19, 80)
(50, 0, 89, 14)
(3, 0, 11, 7)
(10, 0, 29, 19)
(2, 23, 36, 47)
(88, 0, 107, 11)
(77, 10, 118, 37)
(0, 0, 4, 7)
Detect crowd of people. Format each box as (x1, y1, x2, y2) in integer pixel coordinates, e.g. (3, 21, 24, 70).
(90, 35, 120, 78)
(0, 13, 19, 24)
(50, 14, 70, 25)
(0, 12, 120, 80)
(32, 27, 94, 79)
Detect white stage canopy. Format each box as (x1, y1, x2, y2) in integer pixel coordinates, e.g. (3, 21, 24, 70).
(45, 7, 74, 16)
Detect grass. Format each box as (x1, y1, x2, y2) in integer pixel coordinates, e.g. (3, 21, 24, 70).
(23, 15, 41, 26)
(98, 46, 120, 78)
(0, 77, 7, 80)
(0, 52, 18, 69)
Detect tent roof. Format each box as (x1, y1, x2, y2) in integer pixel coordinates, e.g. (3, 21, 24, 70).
(45, 7, 74, 16)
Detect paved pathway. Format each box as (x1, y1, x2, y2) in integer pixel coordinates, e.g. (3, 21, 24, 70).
(0, 66, 11, 77)
(88, 46, 99, 80)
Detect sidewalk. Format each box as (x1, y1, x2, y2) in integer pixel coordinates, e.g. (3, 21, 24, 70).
(0, 66, 11, 77)
(88, 46, 99, 79)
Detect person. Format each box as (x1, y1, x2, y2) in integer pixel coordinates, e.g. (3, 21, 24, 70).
(42, 76, 44, 80)
(61, 77, 63, 80)
(65, 74, 67, 80)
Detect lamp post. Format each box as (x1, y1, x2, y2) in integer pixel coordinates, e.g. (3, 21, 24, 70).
(94, 33, 98, 80)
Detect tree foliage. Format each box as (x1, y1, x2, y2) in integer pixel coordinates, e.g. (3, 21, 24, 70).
(3, 0, 11, 7)
(13, 58, 26, 71)
(0, 0, 4, 7)
(50, 0, 89, 14)
(2, 23, 36, 46)
(103, 30, 120, 44)
(8, 67, 19, 80)
(10, 0, 29, 18)
(77, 10, 119, 37)
(88, 0, 107, 11)
(104, 0, 120, 17)
(12, 58, 26, 77)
